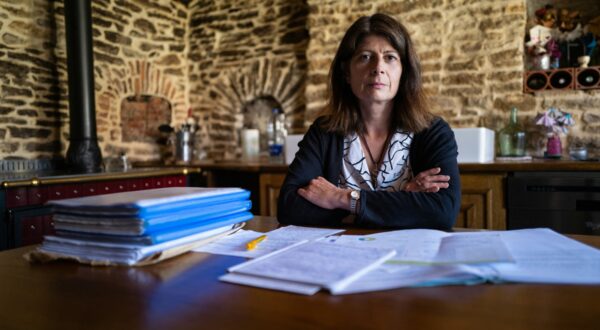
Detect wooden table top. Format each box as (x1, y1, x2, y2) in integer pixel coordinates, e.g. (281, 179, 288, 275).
(1, 216, 599, 330)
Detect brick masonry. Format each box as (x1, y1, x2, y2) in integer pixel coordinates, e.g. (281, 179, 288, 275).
(188, 0, 308, 159)
(0, 0, 188, 161)
(0, 0, 599, 162)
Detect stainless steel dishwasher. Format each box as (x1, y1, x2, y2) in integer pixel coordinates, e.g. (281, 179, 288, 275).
(507, 171, 600, 235)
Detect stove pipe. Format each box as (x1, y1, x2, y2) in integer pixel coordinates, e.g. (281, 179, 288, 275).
(64, 0, 102, 173)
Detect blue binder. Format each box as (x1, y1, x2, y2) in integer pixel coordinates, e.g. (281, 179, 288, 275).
(56, 211, 253, 245)
(53, 199, 252, 235)
(48, 187, 251, 217)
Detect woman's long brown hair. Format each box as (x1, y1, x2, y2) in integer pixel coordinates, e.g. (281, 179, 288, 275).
(320, 13, 433, 135)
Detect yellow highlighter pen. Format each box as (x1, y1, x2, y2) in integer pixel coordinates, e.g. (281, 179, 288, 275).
(246, 234, 267, 251)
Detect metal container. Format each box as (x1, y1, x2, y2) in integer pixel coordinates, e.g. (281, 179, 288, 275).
(569, 146, 588, 161)
(175, 130, 194, 162)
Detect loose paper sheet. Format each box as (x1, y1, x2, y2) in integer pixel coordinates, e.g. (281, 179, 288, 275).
(227, 240, 396, 292)
(219, 273, 321, 295)
(331, 264, 487, 295)
(488, 228, 600, 284)
(193, 225, 344, 258)
(330, 230, 514, 271)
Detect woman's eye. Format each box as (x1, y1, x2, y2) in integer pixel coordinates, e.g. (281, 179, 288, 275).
(358, 54, 371, 61)
(386, 55, 398, 61)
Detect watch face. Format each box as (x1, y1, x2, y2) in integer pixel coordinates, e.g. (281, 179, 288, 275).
(351, 190, 360, 200)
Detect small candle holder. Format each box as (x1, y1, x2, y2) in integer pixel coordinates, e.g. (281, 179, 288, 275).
(534, 107, 574, 159)
(578, 55, 591, 68)
(544, 133, 562, 158)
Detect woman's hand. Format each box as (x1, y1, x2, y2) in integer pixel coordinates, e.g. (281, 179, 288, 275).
(297, 176, 350, 210)
(404, 167, 450, 193)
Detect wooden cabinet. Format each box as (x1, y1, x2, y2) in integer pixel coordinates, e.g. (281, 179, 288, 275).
(1, 170, 194, 250)
(259, 173, 285, 217)
(457, 173, 506, 230)
(256, 173, 507, 229)
(195, 158, 600, 230)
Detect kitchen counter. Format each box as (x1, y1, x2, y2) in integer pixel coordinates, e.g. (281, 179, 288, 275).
(1, 167, 200, 188)
(458, 158, 600, 172)
(135, 157, 600, 173)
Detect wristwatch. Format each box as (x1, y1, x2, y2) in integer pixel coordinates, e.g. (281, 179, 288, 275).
(349, 190, 360, 214)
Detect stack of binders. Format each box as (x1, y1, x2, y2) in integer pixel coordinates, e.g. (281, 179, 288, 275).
(32, 187, 253, 266)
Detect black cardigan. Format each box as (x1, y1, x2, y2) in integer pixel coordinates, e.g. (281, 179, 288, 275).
(277, 117, 461, 230)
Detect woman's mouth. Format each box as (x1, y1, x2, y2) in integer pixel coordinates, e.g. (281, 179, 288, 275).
(368, 82, 387, 88)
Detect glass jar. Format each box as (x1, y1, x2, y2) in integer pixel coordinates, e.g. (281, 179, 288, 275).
(545, 133, 562, 158)
(498, 107, 526, 157)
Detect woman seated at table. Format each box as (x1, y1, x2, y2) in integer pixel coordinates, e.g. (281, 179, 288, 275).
(277, 13, 460, 229)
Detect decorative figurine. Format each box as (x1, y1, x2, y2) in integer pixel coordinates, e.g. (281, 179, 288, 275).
(555, 8, 599, 68)
(526, 5, 559, 70)
(578, 55, 591, 68)
(534, 107, 575, 159)
(556, 8, 583, 42)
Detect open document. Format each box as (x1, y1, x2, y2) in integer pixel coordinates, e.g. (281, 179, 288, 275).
(328, 229, 514, 273)
(334, 228, 600, 295)
(220, 240, 396, 294)
(217, 227, 600, 295)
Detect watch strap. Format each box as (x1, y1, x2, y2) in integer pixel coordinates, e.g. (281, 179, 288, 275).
(350, 190, 359, 214)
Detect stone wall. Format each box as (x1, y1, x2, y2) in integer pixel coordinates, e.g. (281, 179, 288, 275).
(187, 0, 308, 159)
(306, 1, 529, 125)
(0, 0, 61, 158)
(69, 0, 189, 160)
(1, 0, 599, 162)
(0, 0, 188, 161)
(306, 0, 600, 154)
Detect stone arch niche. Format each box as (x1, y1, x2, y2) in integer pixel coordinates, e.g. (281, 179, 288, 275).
(95, 60, 186, 159)
(194, 58, 306, 159)
(120, 94, 171, 143)
(242, 95, 283, 152)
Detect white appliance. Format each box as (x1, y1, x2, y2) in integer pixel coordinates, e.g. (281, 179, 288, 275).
(285, 134, 303, 165)
(452, 128, 495, 163)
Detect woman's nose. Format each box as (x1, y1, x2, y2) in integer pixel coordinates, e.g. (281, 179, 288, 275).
(370, 59, 384, 74)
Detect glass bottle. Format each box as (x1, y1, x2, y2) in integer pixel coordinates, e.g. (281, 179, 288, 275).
(267, 108, 286, 157)
(498, 107, 526, 157)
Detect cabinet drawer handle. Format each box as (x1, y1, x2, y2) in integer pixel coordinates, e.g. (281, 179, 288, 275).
(30, 225, 36, 231)
(15, 195, 21, 200)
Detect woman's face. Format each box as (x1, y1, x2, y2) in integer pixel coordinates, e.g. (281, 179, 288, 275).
(346, 34, 402, 109)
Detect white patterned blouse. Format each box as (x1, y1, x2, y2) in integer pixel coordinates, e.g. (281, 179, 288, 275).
(339, 129, 414, 192)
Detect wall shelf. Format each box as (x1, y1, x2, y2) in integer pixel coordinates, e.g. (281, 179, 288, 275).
(524, 66, 600, 93)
